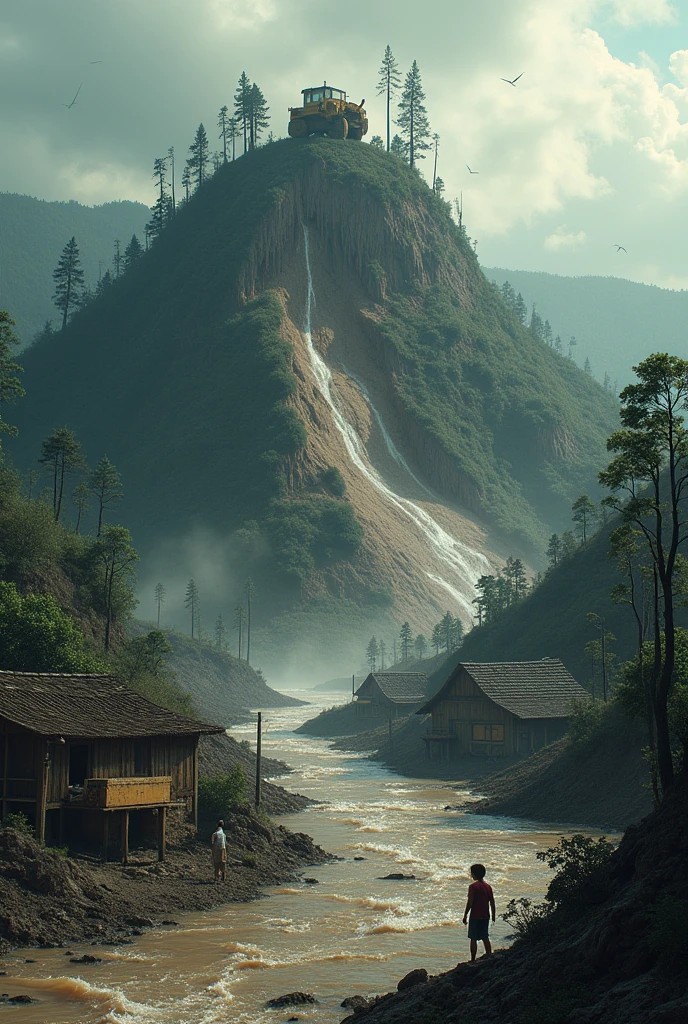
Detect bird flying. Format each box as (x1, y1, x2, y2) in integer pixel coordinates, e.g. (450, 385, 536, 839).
(613, 244, 627, 253)
(63, 83, 82, 109)
(466, 164, 479, 174)
(501, 72, 524, 87)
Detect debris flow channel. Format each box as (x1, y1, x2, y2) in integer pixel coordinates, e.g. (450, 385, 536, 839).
(300, 224, 489, 617)
(0, 695, 600, 1024)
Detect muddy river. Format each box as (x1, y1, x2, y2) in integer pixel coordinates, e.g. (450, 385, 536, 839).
(0, 692, 599, 1023)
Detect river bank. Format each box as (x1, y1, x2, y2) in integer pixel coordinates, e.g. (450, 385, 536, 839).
(0, 690, 623, 1024)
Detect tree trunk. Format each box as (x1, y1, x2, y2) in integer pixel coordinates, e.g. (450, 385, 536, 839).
(56, 452, 66, 521)
(386, 79, 391, 152)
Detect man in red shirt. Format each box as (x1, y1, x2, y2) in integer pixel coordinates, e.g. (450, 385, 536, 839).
(462, 862, 496, 961)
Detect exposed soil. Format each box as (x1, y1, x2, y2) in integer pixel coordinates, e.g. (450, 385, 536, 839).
(0, 807, 328, 954)
(341, 773, 688, 1024)
(470, 712, 653, 830)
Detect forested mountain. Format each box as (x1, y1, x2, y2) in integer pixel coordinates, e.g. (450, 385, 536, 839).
(0, 193, 148, 345)
(485, 266, 688, 390)
(8, 139, 619, 677)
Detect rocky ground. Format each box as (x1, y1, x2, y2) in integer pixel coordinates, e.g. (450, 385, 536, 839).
(339, 772, 688, 1024)
(0, 806, 328, 953)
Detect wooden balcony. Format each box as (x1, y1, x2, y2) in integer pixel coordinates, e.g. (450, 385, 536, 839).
(83, 776, 172, 809)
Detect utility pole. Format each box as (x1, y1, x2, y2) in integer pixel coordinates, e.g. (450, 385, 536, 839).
(352, 673, 355, 701)
(255, 712, 262, 809)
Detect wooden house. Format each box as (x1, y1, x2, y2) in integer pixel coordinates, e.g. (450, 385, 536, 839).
(0, 671, 224, 861)
(417, 660, 588, 759)
(354, 672, 428, 722)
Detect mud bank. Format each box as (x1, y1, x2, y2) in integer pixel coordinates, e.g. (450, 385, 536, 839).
(0, 809, 328, 954)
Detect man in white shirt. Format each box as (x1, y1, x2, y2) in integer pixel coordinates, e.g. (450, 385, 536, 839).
(211, 819, 227, 882)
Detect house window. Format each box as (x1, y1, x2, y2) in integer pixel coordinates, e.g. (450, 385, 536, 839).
(472, 724, 504, 742)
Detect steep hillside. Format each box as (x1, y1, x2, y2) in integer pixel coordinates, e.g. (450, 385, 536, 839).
(132, 624, 306, 724)
(9, 140, 618, 675)
(485, 266, 688, 390)
(0, 193, 148, 345)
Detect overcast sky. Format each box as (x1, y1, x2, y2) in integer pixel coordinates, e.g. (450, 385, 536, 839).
(1, 0, 687, 287)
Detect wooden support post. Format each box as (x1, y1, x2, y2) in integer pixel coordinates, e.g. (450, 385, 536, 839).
(192, 745, 199, 830)
(101, 812, 109, 863)
(37, 744, 49, 846)
(158, 806, 166, 862)
(255, 712, 262, 810)
(121, 810, 129, 865)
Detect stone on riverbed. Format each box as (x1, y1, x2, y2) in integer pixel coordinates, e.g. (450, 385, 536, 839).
(341, 994, 369, 1011)
(379, 873, 416, 880)
(265, 992, 317, 1008)
(303, 877, 319, 884)
(69, 954, 102, 964)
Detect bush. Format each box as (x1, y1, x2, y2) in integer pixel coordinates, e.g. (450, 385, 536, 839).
(568, 697, 604, 749)
(501, 896, 553, 941)
(0, 811, 34, 836)
(322, 466, 346, 497)
(0, 581, 102, 673)
(537, 834, 615, 910)
(198, 766, 247, 819)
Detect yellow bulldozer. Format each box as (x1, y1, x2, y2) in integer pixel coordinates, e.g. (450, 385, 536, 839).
(288, 83, 368, 141)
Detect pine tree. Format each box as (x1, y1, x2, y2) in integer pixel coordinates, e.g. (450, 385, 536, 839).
(96, 526, 139, 650)
(501, 281, 516, 308)
(72, 480, 90, 534)
(95, 269, 112, 298)
(554, 334, 563, 353)
(369, 135, 384, 149)
(218, 105, 231, 163)
(154, 582, 166, 626)
(181, 164, 191, 203)
(147, 156, 169, 240)
(433, 176, 445, 197)
(439, 611, 455, 652)
(365, 636, 379, 671)
(234, 602, 245, 659)
(390, 134, 408, 160)
(184, 579, 200, 638)
(568, 335, 578, 360)
(123, 234, 143, 270)
(529, 305, 544, 341)
(167, 146, 176, 216)
(376, 45, 402, 152)
(513, 293, 527, 324)
(88, 455, 123, 537)
(52, 237, 84, 330)
(399, 621, 413, 663)
(431, 133, 440, 189)
(0, 311, 24, 447)
(546, 533, 561, 572)
(396, 61, 431, 168)
(414, 634, 427, 661)
(188, 123, 209, 189)
(561, 530, 578, 559)
(572, 494, 597, 544)
(234, 71, 252, 153)
(584, 356, 592, 374)
(543, 319, 553, 347)
(214, 613, 228, 650)
(431, 623, 442, 655)
(112, 239, 122, 278)
(379, 639, 387, 670)
(39, 426, 87, 521)
(248, 83, 270, 148)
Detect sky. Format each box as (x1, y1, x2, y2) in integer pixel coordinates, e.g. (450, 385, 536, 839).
(1, 0, 687, 288)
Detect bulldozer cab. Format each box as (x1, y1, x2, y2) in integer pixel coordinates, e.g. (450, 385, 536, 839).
(302, 86, 346, 105)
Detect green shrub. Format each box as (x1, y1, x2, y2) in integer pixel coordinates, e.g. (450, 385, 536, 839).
(567, 697, 604, 749)
(322, 466, 346, 497)
(537, 834, 615, 910)
(0, 581, 102, 673)
(1, 811, 34, 836)
(198, 766, 247, 819)
(501, 896, 553, 941)
(241, 854, 257, 868)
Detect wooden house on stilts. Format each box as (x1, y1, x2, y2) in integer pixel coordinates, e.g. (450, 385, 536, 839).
(0, 671, 223, 861)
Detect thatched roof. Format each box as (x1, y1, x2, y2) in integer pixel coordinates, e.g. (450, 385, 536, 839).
(0, 671, 224, 739)
(417, 660, 588, 719)
(356, 672, 427, 704)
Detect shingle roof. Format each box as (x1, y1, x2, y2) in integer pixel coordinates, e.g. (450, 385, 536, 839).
(0, 672, 224, 739)
(356, 672, 428, 704)
(417, 660, 588, 719)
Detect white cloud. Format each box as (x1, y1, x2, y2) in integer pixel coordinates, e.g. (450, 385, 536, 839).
(606, 0, 677, 26)
(544, 228, 588, 250)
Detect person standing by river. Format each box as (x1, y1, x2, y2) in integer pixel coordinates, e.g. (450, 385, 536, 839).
(211, 820, 227, 883)
(462, 862, 496, 961)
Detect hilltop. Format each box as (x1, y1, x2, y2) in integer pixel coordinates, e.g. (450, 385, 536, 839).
(9, 139, 618, 674)
(0, 193, 148, 345)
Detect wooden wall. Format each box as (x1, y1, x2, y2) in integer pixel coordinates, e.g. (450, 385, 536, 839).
(429, 669, 516, 755)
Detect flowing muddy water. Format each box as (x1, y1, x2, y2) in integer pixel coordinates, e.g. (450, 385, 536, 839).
(0, 694, 604, 1024)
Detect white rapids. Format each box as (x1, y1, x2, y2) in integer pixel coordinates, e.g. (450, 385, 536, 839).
(301, 225, 490, 618)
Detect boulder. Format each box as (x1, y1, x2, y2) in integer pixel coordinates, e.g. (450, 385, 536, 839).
(8, 995, 35, 1004)
(303, 877, 319, 885)
(69, 954, 102, 964)
(265, 992, 317, 1008)
(341, 994, 369, 1011)
(397, 968, 429, 992)
(380, 873, 416, 880)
